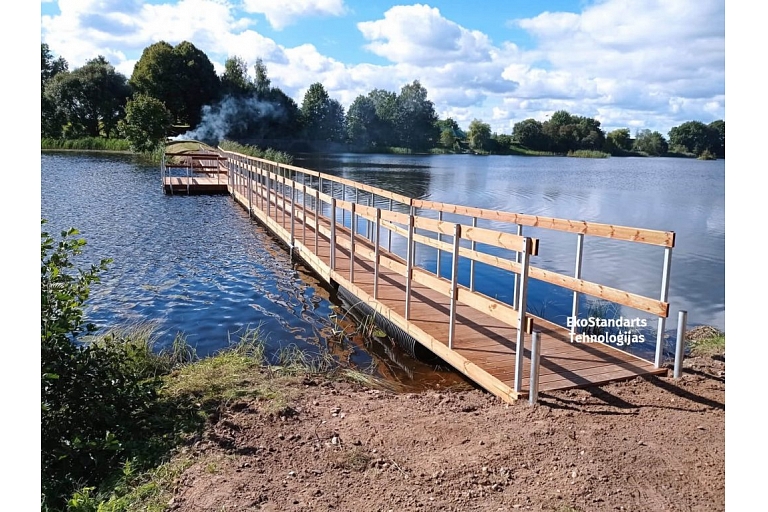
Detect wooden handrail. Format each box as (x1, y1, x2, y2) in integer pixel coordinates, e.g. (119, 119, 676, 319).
(219, 148, 672, 319)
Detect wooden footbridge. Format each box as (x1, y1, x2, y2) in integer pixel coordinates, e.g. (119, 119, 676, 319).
(162, 147, 675, 403)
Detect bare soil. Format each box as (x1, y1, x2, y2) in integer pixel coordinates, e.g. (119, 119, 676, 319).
(167, 353, 724, 512)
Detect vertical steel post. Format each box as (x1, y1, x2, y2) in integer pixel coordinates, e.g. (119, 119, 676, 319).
(448, 224, 462, 349)
(513, 225, 523, 310)
(514, 237, 532, 393)
(281, 176, 286, 227)
(368, 194, 374, 242)
(387, 197, 393, 252)
(529, 331, 541, 405)
(374, 208, 381, 300)
(470, 216, 478, 291)
(673, 310, 688, 379)
(247, 163, 252, 215)
(290, 182, 295, 257)
(342, 183, 346, 227)
(655, 247, 673, 368)
(302, 184, 307, 247)
(436, 210, 443, 278)
(350, 202, 356, 283)
(330, 197, 337, 270)
(405, 213, 415, 320)
(266, 169, 271, 219)
(571, 233, 585, 336)
(314, 189, 320, 255)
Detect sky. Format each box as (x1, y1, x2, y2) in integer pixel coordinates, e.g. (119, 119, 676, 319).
(40, 0, 725, 136)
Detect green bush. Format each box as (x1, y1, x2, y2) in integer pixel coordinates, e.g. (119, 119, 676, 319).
(41, 222, 163, 510)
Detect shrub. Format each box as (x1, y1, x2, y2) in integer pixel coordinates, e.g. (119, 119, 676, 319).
(41, 222, 163, 510)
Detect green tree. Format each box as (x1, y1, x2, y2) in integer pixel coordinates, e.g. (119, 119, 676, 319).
(221, 56, 255, 97)
(130, 41, 220, 128)
(44, 56, 130, 138)
(633, 129, 668, 156)
(41, 44, 69, 137)
(512, 118, 547, 150)
(118, 94, 172, 153)
(346, 95, 378, 146)
(605, 128, 632, 154)
(253, 58, 271, 95)
(301, 83, 346, 142)
(439, 128, 457, 149)
(542, 110, 605, 153)
(394, 80, 438, 150)
(708, 119, 725, 158)
(367, 89, 398, 146)
(467, 119, 492, 151)
(668, 120, 711, 156)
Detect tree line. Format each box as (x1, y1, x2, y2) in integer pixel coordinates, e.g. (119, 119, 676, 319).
(42, 42, 724, 158)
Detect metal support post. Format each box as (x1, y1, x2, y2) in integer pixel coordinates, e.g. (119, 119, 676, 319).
(673, 310, 688, 379)
(655, 247, 673, 368)
(514, 238, 532, 393)
(448, 224, 462, 349)
(529, 331, 541, 405)
(405, 214, 415, 320)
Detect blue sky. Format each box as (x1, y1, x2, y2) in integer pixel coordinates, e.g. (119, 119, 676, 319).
(40, 0, 725, 136)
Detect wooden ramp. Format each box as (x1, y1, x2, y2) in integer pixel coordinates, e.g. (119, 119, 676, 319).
(216, 154, 669, 403)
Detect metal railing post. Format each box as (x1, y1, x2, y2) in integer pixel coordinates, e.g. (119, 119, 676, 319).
(302, 184, 307, 247)
(247, 162, 252, 215)
(374, 208, 381, 300)
(281, 175, 286, 226)
(529, 331, 541, 405)
(342, 183, 346, 227)
(514, 237, 532, 393)
(368, 194, 374, 241)
(673, 310, 688, 379)
(290, 182, 295, 257)
(513, 225, 523, 310)
(266, 169, 271, 219)
(387, 197, 393, 252)
(571, 233, 585, 336)
(448, 223, 462, 349)
(350, 202, 356, 283)
(470, 216, 477, 291)
(437, 210, 443, 278)
(405, 213, 415, 320)
(655, 247, 673, 368)
(330, 197, 337, 270)
(314, 189, 320, 255)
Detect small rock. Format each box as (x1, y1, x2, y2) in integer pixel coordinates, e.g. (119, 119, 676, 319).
(331, 436, 339, 445)
(288, 471, 296, 477)
(277, 433, 285, 440)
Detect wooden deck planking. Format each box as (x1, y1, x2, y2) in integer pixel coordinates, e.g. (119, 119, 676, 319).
(225, 178, 666, 402)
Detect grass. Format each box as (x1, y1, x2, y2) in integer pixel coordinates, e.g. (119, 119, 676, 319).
(42, 137, 132, 152)
(66, 323, 382, 511)
(689, 333, 725, 357)
(218, 139, 294, 164)
(567, 149, 610, 158)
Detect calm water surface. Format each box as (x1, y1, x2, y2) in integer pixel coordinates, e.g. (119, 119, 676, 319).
(42, 151, 724, 367)
(298, 153, 725, 354)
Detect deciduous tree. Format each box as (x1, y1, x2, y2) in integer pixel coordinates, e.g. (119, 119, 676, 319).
(467, 119, 491, 151)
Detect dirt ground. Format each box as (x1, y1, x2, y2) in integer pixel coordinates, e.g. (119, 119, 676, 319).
(167, 352, 724, 512)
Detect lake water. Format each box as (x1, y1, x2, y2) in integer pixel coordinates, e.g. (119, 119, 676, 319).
(41, 151, 724, 368)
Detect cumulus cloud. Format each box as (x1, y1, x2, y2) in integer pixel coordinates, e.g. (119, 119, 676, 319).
(358, 4, 494, 66)
(40, 0, 724, 135)
(242, 0, 347, 30)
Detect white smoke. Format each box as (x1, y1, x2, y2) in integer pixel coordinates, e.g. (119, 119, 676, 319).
(174, 95, 284, 142)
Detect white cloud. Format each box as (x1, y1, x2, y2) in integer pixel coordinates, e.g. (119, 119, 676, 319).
(358, 4, 494, 66)
(242, 0, 346, 30)
(40, 0, 724, 136)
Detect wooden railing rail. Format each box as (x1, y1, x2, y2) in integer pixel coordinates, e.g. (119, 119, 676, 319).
(219, 148, 675, 369)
